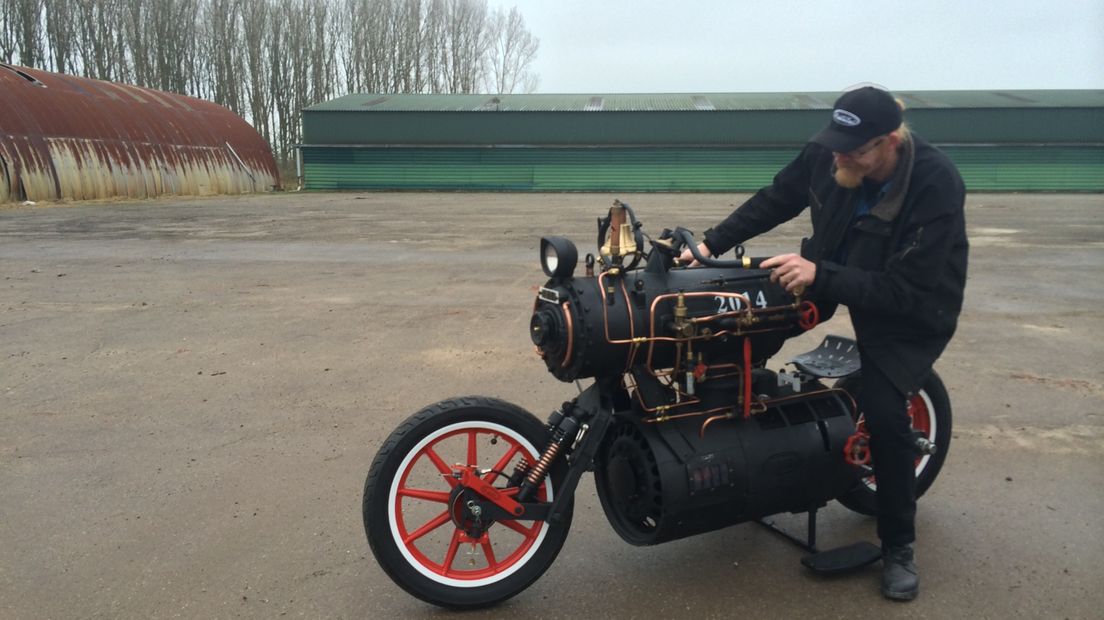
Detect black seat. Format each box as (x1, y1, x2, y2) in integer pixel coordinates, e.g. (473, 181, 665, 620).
(790, 335, 861, 379)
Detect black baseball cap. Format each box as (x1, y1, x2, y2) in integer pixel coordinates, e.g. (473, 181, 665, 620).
(811, 86, 902, 153)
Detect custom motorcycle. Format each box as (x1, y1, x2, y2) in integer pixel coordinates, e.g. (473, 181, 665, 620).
(362, 202, 951, 609)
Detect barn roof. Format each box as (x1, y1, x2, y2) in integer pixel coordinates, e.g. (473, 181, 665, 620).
(0, 64, 278, 202)
(307, 90, 1104, 113)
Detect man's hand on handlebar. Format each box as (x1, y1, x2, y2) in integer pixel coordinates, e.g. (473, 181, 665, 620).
(677, 242, 712, 267)
(761, 253, 816, 293)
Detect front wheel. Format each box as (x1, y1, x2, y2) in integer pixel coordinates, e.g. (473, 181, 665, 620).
(835, 371, 952, 516)
(362, 397, 572, 609)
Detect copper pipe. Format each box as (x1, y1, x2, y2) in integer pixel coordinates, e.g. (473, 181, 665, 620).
(686, 295, 809, 326)
(701, 400, 769, 437)
(560, 301, 574, 368)
(699, 386, 853, 438)
(620, 277, 640, 371)
(595, 284, 810, 416)
(629, 382, 702, 414)
(626, 367, 705, 414)
(645, 291, 750, 372)
(700, 412, 734, 436)
(696, 387, 856, 437)
(760, 386, 858, 414)
(594, 286, 796, 352)
(640, 403, 733, 421)
(597, 271, 639, 344)
(647, 291, 751, 329)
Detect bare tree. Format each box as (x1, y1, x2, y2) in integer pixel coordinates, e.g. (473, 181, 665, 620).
(9, 0, 44, 69)
(342, 0, 383, 92)
(152, 0, 200, 94)
(44, 0, 77, 74)
(1, 0, 541, 171)
(441, 0, 489, 93)
(73, 0, 124, 81)
(420, 0, 447, 92)
(274, 0, 312, 162)
(392, 0, 424, 91)
(239, 0, 271, 141)
(120, 0, 153, 84)
(202, 0, 243, 113)
(0, 2, 16, 63)
(486, 5, 537, 94)
(268, 4, 290, 159)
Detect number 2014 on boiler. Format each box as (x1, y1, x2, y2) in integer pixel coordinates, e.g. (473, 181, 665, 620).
(715, 292, 768, 313)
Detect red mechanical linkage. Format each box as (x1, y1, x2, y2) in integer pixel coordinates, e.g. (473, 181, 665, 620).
(693, 362, 708, 381)
(456, 466, 525, 517)
(843, 430, 871, 467)
(798, 301, 819, 331)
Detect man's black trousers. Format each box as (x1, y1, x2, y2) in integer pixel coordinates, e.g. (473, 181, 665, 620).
(859, 353, 918, 548)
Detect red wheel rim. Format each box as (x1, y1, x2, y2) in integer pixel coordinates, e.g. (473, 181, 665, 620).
(906, 391, 935, 472)
(388, 421, 551, 587)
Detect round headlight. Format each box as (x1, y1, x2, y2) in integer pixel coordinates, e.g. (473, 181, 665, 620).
(544, 244, 559, 273)
(540, 236, 578, 278)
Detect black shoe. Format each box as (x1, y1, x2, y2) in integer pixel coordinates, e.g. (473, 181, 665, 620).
(881, 544, 919, 601)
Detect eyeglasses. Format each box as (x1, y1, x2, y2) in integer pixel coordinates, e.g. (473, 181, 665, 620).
(839, 137, 885, 159)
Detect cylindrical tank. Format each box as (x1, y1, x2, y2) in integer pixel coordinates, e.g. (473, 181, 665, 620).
(531, 266, 798, 382)
(594, 385, 857, 545)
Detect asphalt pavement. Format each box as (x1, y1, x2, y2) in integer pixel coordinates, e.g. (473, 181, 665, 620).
(1, 191, 1101, 618)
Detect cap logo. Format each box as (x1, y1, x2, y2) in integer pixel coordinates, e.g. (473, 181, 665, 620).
(833, 109, 861, 127)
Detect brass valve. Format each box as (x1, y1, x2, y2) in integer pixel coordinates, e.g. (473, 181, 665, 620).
(671, 291, 695, 338)
(600, 202, 638, 262)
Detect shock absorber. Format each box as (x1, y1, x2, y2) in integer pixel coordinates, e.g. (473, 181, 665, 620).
(517, 413, 580, 502)
(506, 459, 530, 486)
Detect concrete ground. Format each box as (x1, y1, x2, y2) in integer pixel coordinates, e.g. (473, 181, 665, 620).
(1, 192, 1101, 619)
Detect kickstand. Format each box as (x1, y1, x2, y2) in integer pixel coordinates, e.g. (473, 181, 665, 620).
(758, 505, 883, 574)
(756, 506, 819, 553)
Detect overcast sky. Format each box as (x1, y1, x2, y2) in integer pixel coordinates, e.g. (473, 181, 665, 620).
(506, 0, 1104, 93)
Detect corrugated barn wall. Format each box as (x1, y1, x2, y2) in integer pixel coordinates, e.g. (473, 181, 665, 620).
(0, 64, 279, 204)
(300, 91, 1104, 192)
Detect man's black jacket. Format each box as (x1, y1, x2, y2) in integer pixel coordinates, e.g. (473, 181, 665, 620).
(703, 134, 968, 397)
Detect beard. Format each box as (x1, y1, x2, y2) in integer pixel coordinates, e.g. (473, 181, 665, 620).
(833, 162, 865, 188)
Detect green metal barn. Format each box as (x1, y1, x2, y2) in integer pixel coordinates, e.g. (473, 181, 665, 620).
(299, 91, 1104, 192)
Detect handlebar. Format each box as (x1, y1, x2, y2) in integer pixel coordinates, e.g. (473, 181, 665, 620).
(672, 228, 770, 269)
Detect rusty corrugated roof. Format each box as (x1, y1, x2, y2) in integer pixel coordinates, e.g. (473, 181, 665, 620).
(0, 64, 279, 203)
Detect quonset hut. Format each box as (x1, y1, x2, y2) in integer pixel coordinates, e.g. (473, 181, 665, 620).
(0, 64, 279, 204)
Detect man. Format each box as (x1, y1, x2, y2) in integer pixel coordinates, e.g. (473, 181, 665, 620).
(680, 85, 968, 601)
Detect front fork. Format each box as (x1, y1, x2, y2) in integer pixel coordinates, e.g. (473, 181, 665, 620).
(464, 379, 616, 525)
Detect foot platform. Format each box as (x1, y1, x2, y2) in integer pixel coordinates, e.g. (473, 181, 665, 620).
(801, 541, 882, 575)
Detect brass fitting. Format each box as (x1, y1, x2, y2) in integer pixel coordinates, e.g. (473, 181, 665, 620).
(672, 291, 695, 338)
(600, 203, 638, 262)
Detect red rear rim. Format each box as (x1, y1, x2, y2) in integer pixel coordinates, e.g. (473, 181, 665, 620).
(389, 423, 550, 586)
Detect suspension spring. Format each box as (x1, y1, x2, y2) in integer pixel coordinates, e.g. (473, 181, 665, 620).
(506, 459, 531, 486)
(517, 415, 579, 501)
(525, 443, 563, 488)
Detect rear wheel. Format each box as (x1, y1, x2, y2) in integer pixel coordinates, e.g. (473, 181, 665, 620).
(836, 372, 952, 515)
(363, 397, 572, 609)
